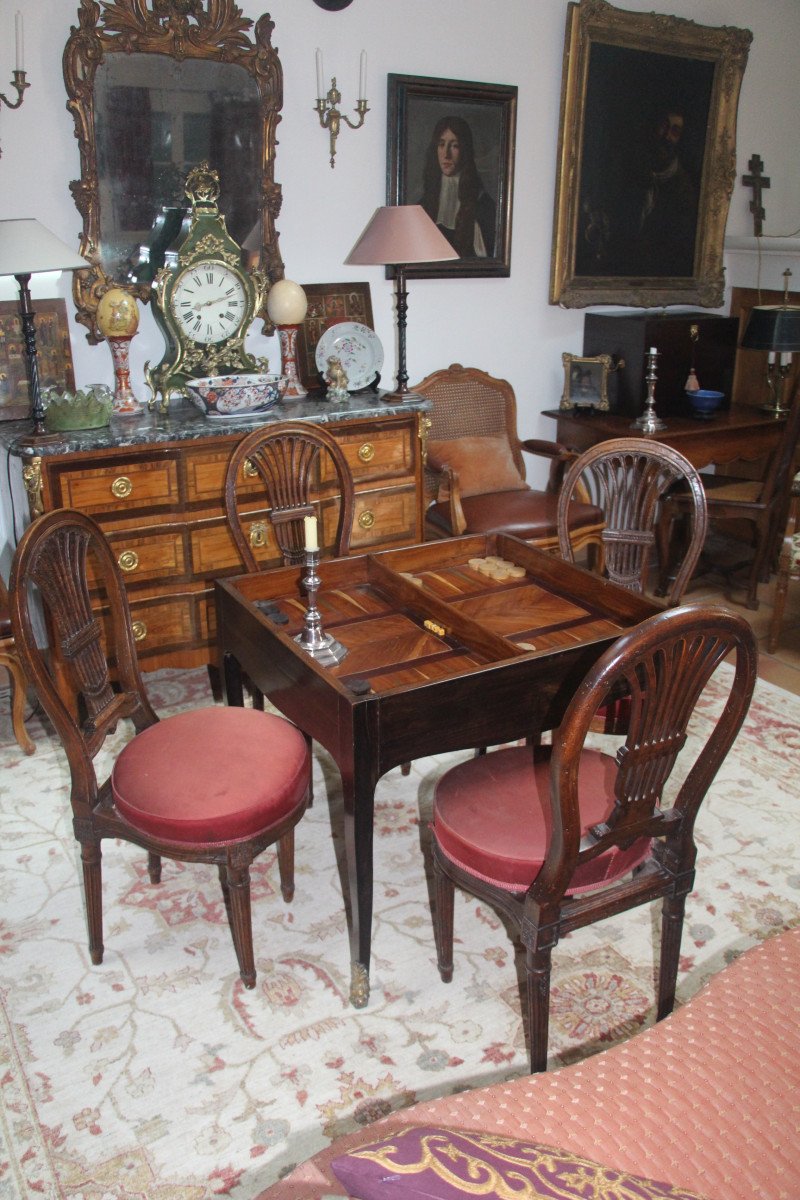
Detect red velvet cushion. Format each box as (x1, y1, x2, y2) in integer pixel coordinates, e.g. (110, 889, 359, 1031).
(111, 707, 310, 845)
(426, 490, 601, 538)
(433, 745, 649, 892)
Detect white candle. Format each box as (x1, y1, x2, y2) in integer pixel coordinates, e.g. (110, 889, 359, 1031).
(15, 11, 23, 73)
(358, 50, 367, 101)
(304, 514, 318, 552)
(649, 346, 657, 354)
(768, 351, 776, 364)
(315, 48, 324, 100)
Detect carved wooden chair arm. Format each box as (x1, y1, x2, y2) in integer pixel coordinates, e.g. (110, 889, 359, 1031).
(425, 454, 468, 536)
(519, 438, 578, 492)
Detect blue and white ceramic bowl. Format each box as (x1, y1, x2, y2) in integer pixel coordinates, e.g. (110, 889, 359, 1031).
(186, 373, 288, 419)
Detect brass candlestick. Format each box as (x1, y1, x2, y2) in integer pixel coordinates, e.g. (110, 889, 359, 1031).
(632, 347, 666, 433)
(294, 549, 348, 666)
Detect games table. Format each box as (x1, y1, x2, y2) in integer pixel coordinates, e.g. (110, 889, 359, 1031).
(215, 533, 659, 1006)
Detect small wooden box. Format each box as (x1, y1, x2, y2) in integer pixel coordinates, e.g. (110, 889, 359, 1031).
(583, 312, 739, 419)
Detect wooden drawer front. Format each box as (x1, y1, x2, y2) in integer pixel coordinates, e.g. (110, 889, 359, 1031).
(96, 594, 195, 660)
(185, 446, 263, 504)
(190, 520, 249, 576)
(345, 487, 419, 549)
(321, 425, 414, 483)
(54, 457, 178, 515)
(101, 528, 187, 586)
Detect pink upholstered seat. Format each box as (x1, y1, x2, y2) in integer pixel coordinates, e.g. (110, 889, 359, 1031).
(112, 706, 310, 844)
(433, 745, 649, 891)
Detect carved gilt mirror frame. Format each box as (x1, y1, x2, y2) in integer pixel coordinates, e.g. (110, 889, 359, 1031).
(64, 0, 284, 341)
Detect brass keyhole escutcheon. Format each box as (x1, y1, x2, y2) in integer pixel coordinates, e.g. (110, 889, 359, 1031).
(117, 550, 139, 573)
(243, 459, 258, 479)
(131, 620, 147, 642)
(249, 521, 268, 548)
(358, 509, 375, 530)
(358, 442, 375, 463)
(111, 476, 133, 499)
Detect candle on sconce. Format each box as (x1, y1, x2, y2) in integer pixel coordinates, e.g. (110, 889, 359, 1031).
(15, 11, 24, 73)
(315, 48, 324, 100)
(304, 514, 318, 553)
(358, 50, 367, 101)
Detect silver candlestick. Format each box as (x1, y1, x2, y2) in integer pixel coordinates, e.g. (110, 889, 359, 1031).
(632, 346, 666, 433)
(294, 549, 348, 666)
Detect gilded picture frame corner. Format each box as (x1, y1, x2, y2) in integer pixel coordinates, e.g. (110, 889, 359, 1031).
(387, 72, 517, 280)
(549, 0, 752, 309)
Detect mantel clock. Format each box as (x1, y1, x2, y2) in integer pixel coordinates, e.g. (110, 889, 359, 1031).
(145, 163, 267, 410)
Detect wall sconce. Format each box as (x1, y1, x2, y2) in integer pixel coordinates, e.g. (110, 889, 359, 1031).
(0, 12, 29, 158)
(315, 49, 368, 168)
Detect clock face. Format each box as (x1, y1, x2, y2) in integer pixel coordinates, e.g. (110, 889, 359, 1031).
(170, 261, 248, 345)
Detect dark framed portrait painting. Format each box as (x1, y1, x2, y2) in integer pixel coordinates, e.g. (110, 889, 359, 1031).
(549, 0, 751, 308)
(387, 74, 517, 279)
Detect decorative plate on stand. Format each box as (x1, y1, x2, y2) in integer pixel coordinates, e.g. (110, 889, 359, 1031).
(315, 321, 384, 391)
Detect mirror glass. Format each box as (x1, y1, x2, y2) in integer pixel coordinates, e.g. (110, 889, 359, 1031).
(95, 54, 261, 283)
(64, 1, 284, 341)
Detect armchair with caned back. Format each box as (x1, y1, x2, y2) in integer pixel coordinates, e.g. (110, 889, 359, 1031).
(412, 363, 603, 554)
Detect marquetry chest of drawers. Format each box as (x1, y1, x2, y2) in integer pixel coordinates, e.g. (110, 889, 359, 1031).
(3, 395, 429, 671)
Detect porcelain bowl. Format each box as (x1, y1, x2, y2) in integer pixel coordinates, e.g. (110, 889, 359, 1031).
(186, 373, 288, 418)
(687, 388, 725, 418)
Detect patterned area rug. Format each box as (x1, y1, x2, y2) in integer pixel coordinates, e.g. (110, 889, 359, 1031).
(0, 664, 798, 1198)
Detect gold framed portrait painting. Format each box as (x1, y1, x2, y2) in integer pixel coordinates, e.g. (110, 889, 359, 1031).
(549, 0, 751, 309)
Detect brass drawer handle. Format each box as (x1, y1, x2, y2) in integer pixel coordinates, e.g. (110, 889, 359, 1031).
(357, 442, 375, 463)
(117, 549, 139, 573)
(131, 620, 147, 642)
(358, 509, 375, 530)
(243, 458, 258, 479)
(111, 476, 133, 499)
(249, 521, 268, 548)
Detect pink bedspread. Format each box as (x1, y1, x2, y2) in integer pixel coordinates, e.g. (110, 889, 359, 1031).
(260, 928, 800, 1200)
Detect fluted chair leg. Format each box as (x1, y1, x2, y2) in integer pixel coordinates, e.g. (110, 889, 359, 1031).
(657, 892, 687, 1020)
(81, 841, 104, 965)
(277, 827, 295, 902)
(147, 851, 162, 883)
(526, 943, 554, 1073)
(226, 862, 256, 988)
(432, 854, 455, 982)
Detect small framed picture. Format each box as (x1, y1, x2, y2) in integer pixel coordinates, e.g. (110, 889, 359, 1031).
(561, 353, 613, 411)
(0, 299, 76, 421)
(295, 282, 374, 388)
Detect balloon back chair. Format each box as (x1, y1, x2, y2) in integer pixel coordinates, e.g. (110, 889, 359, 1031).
(10, 509, 311, 989)
(223, 420, 355, 571)
(430, 604, 758, 1072)
(557, 438, 709, 605)
(412, 363, 604, 557)
(0, 574, 35, 755)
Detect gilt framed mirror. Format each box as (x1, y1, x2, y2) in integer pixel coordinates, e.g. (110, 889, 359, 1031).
(64, 0, 284, 341)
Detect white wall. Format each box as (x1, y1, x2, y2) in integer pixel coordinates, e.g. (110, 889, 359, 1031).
(1, 0, 799, 471)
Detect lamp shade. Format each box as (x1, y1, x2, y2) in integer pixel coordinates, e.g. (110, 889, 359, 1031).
(0, 219, 88, 277)
(346, 205, 458, 266)
(266, 279, 308, 325)
(741, 305, 800, 352)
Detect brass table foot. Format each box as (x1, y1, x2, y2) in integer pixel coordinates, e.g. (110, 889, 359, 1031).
(350, 961, 370, 1008)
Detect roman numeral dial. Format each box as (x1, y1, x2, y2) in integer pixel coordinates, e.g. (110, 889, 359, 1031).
(169, 261, 248, 345)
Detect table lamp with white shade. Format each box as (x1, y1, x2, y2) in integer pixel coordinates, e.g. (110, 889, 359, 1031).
(0, 219, 88, 434)
(267, 279, 309, 399)
(345, 205, 457, 399)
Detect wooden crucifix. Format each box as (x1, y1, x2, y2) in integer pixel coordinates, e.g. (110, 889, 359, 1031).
(742, 154, 770, 237)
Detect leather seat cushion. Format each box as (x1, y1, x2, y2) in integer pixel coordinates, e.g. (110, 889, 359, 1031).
(112, 706, 310, 845)
(426, 490, 602, 538)
(433, 745, 649, 892)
